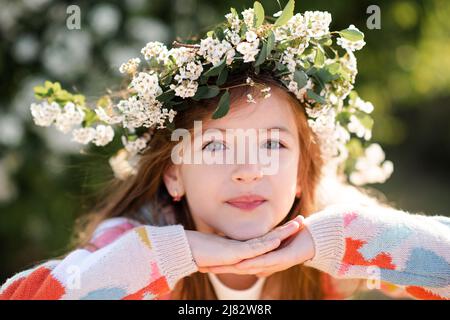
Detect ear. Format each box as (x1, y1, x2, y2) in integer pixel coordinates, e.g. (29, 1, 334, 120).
(296, 184, 302, 197)
(163, 164, 185, 197)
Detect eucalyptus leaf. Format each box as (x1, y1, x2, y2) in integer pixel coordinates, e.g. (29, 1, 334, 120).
(156, 90, 175, 103)
(203, 59, 226, 77)
(212, 90, 230, 119)
(254, 41, 268, 67)
(307, 89, 326, 104)
(216, 67, 228, 86)
(193, 85, 220, 101)
(293, 69, 308, 88)
(266, 30, 275, 56)
(314, 46, 325, 66)
(338, 28, 364, 41)
(275, 0, 295, 26)
(254, 1, 265, 28)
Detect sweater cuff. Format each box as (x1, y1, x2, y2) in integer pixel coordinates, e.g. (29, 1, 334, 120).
(303, 207, 346, 276)
(146, 225, 198, 289)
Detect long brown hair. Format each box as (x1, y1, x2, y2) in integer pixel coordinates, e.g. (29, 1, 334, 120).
(72, 72, 325, 299)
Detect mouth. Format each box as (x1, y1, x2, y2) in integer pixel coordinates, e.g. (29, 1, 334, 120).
(225, 195, 267, 211)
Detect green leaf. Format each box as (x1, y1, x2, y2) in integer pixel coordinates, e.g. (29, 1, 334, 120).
(253, 1, 265, 28)
(293, 70, 308, 88)
(314, 46, 325, 66)
(254, 41, 268, 67)
(306, 89, 326, 104)
(156, 90, 176, 103)
(193, 85, 220, 101)
(216, 67, 228, 86)
(266, 30, 275, 56)
(203, 59, 226, 77)
(275, 0, 295, 26)
(212, 90, 230, 119)
(338, 28, 364, 42)
(316, 68, 339, 83)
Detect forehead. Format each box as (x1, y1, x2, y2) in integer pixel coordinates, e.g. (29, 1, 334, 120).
(203, 85, 298, 133)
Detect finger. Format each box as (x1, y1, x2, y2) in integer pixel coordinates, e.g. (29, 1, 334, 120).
(206, 265, 269, 275)
(262, 219, 302, 243)
(236, 246, 291, 270)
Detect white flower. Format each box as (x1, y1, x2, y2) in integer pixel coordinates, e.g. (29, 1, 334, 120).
(30, 101, 61, 127)
(261, 87, 271, 98)
(236, 39, 260, 62)
(167, 47, 197, 67)
(123, 136, 149, 154)
(170, 80, 198, 98)
(349, 143, 394, 185)
(224, 29, 241, 46)
(198, 37, 233, 66)
(225, 12, 241, 31)
(140, 41, 169, 63)
(109, 149, 138, 180)
(288, 78, 314, 102)
(92, 125, 114, 146)
(95, 107, 123, 124)
(246, 94, 256, 103)
(117, 96, 176, 129)
(336, 25, 365, 52)
(347, 115, 371, 140)
(337, 37, 366, 52)
(241, 8, 255, 28)
(245, 31, 258, 43)
(119, 57, 141, 74)
(130, 72, 162, 101)
(174, 61, 203, 82)
(55, 102, 85, 133)
(72, 127, 96, 144)
(304, 11, 332, 38)
(273, 11, 282, 17)
(350, 96, 374, 114)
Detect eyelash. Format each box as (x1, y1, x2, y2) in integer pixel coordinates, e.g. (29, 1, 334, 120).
(202, 139, 286, 151)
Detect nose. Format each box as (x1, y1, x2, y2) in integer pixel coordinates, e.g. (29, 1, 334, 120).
(231, 164, 264, 183)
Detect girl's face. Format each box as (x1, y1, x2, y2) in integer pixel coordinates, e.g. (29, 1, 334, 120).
(165, 86, 301, 240)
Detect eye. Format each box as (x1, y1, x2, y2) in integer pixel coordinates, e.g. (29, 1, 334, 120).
(203, 140, 227, 152)
(262, 140, 284, 149)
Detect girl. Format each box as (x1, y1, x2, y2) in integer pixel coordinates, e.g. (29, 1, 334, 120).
(1, 3, 449, 300)
(1, 74, 449, 300)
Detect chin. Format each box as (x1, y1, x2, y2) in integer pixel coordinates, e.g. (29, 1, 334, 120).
(221, 223, 271, 241)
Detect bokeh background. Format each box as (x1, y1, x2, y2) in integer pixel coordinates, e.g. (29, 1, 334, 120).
(0, 0, 449, 298)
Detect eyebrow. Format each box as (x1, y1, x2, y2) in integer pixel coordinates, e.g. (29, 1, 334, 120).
(202, 126, 294, 136)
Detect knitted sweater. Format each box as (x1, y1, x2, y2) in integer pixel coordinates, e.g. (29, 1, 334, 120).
(1, 203, 449, 300)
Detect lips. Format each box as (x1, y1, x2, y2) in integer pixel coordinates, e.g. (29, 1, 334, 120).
(225, 194, 267, 211)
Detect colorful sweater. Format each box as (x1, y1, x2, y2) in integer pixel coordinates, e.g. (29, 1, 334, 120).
(1, 203, 449, 300)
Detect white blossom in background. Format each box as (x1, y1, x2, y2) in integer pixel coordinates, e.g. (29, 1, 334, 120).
(54, 103, 85, 134)
(351, 96, 374, 113)
(30, 101, 61, 127)
(93, 125, 115, 146)
(119, 57, 141, 74)
(225, 12, 241, 31)
(140, 41, 169, 63)
(246, 94, 256, 104)
(95, 107, 123, 125)
(350, 143, 394, 185)
(347, 115, 371, 140)
(109, 149, 138, 180)
(123, 136, 148, 154)
(72, 127, 96, 144)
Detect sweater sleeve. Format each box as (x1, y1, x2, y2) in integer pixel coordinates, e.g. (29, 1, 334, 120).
(0, 218, 198, 300)
(303, 203, 450, 300)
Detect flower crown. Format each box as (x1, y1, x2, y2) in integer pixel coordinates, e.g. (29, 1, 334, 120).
(29, 0, 393, 186)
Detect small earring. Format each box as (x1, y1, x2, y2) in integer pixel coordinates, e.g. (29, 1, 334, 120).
(172, 190, 182, 202)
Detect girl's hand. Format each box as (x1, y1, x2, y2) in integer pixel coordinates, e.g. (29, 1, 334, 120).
(198, 215, 315, 277)
(185, 217, 302, 269)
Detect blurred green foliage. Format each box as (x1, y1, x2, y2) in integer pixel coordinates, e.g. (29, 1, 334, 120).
(0, 0, 449, 298)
